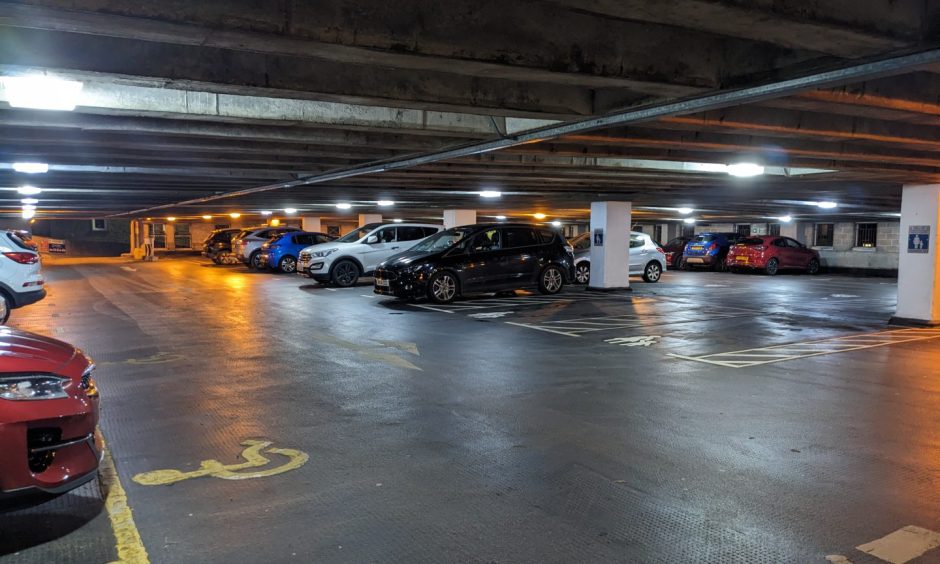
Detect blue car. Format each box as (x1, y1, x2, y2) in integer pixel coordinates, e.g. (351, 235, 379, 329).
(681, 232, 741, 271)
(258, 231, 335, 273)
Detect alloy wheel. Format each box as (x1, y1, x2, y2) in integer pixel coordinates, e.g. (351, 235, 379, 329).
(808, 259, 820, 275)
(543, 267, 563, 292)
(432, 274, 457, 302)
(281, 257, 297, 273)
(644, 263, 662, 282)
(766, 258, 779, 276)
(575, 263, 590, 284)
(0, 295, 8, 325)
(334, 262, 358, 286)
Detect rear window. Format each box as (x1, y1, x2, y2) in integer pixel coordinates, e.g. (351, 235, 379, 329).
(7, 231, 33, 251)
(739, 238, 766, 246)
(693, 235, 714, 243)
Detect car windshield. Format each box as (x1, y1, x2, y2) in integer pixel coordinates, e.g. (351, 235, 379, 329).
(336, 223, 381, 243)
(739, 237, 766, 246)
(409, 227, 475, 252)
(693, 235, 715, 243)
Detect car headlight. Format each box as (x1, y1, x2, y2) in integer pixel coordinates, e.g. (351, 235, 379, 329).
(312, 248, 339, 258)
(0, 375, 69, 400)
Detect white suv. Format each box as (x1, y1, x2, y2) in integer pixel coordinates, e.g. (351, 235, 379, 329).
(0, 230, 45, 324)
(298, 223, 442, 286)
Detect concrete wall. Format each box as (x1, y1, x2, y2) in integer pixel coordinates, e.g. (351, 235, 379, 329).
(797, 220, 900, 273)
(26, 218, 131, 256)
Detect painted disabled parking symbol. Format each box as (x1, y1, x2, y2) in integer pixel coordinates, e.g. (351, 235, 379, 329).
(605, 335, 660, 347)
(133, 440, 308, 486)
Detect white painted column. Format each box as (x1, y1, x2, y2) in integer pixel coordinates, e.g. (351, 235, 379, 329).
(588, 201, 631, 291)
(358, 214, 382, 226)
(780, 222, 798, 239)
(443, 209, 476, 228)
(301, 216, 322, 232)
(892, 184, 940, 325)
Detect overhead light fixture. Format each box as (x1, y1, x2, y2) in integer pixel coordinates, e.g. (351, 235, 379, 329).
(270, 219, 281, 227)
(12, 162, 49, 174)
(377, 200, 395, 207)
(817, 201, 838, 209)
(726, 162, 765, 177)
(20, 198, 38, 205)
(495, 215, 506, 220)
(167, 216, 176, 222)
(202, 215, 212, 220)
(260, 210, 272, 216)
(778, 215, 793, 223)
(21, 204, 36, 211)
(336, 203, 352, 210)
(2, 76, 84, 111)
(479, 190, 501, 198)
(284, 208, 297, 214)
(17, 185, 41, 195)
(676, 207, 694, 215)
(21, 208, 35, 219)
(229, 212, 241, 219)
(533, 213, 546, 220)
(683, 217, 696, 224)
(551, 220, 562, 227)
(393, 218, 403, 223)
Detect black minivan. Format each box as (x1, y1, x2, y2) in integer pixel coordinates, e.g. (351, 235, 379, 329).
(374, 223, 575, 304)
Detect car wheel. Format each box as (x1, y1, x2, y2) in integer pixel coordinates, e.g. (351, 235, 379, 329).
(807, 258, 820, 275)
(248, 251, 264, 270)
(211, 256, 222, 265)
(428, 271, 459, 304)
(331, 259, 360, 287)
(0, 293, 9, 325)
(574, 262, 590, 284)
(765, 257, 779, 276)
(538, 265, 564, 295)
(680, 258, 691, 271)
(642, 261, 663, 283)
(279, 256, 297, 274)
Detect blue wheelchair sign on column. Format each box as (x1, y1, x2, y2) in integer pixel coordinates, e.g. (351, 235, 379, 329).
(908, 225, 930, 254)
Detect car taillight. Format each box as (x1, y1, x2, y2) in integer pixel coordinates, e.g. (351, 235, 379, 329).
(707, 243, 717, 252)
(3, 252, 38, 264)
(655, 247, 664, 254)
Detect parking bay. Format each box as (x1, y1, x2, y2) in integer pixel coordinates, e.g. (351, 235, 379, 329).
(6, 257, 940, 564)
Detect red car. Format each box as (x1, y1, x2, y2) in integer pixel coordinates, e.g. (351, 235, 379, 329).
(661, 236, 692, 268)
(0, 328, 101, 499)
(726, 235, 820, 275)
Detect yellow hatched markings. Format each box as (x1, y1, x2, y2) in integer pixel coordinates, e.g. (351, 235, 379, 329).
(669, 328, 940, 368)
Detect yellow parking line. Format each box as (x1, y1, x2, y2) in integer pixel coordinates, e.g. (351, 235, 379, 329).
(99, 442, 150, 564)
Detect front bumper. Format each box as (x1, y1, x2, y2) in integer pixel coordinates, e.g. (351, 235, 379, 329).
(374, 269, 426, 299)
(297, 257, 326, 276)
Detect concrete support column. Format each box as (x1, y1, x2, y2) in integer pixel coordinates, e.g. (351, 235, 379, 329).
(780, 222, 798, 239)
(892, 184, 940, 325)
(588, 201, 631, 291)
(302, 216, 322, 232)
(358, 214, 382, 226)
(165, 223, 176, 250)
(443, 210, 476, 228)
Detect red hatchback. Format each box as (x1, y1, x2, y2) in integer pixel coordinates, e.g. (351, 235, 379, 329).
(726, 236, 821, 275)
(0, 328, 101, 499)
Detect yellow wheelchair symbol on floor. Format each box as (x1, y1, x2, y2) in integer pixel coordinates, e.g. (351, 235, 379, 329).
(132, 440, 308, 486)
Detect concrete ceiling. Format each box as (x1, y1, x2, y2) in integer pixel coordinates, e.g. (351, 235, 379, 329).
(0, 0, 938, 224)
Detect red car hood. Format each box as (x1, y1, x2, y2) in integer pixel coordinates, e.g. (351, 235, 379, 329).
(0, 327, 79, 374)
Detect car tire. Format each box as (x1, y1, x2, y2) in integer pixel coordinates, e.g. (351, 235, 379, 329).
(642, 261, 663, 283)
(680, 258, 691, 271)
(279, 256, 298, 274)
(765, 257, 779, 276)
(330, 259, 360, 287)
(211, 256, 222, 265)
(248, 251, 264, 270)
(538, 265, 565, 295)
(427, 271, 459, 304)
(574, 262, 590, 285)
(0, 292, 10, 325)
(807, 258, 820, 275)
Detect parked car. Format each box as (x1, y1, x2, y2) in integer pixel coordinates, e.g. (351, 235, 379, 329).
(662, 236, 692, 268)
(726, 235, 821, 275)
(258, 231, 336, 273)
(569, 231, 667, 284)
(374, 223, 575, 304)
(681, 232, 741, 270)
(0, 230, 45, 324)
(202, 227, 242, 264)
(0, 328, 101, 501)
(233, 226, 303, 269)
(298, 223, 442, 286)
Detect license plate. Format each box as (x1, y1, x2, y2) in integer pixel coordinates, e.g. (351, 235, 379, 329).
(736, 257, 749, 263)
(690, 245, 703, 251)
(376, 279, 389, 287)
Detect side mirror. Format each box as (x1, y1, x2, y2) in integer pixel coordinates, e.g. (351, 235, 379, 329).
(366, 235, 379, 244)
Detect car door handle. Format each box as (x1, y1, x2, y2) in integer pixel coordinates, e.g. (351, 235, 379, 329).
(391, 246, 400, 250)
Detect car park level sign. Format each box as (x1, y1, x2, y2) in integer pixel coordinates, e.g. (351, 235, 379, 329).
(908, 225, 930, 254)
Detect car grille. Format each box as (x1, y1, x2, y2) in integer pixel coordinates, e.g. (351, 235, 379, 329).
(374, 268, 398, 281)
(299, 251, 312, 261)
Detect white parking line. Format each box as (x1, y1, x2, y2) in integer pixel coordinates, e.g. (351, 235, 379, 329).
(410, 292, 635, 313)
(669, 328, 940, 368)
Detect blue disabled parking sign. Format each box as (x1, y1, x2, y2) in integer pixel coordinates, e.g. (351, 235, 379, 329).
(908, 225, 930, 254)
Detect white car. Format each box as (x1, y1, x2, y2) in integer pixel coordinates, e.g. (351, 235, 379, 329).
(570, 231, 667, 284)
(0, 230, 45, 324)
(298, 223, 443, 286)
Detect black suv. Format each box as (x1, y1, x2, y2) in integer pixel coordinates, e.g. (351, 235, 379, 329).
(374, 223, 575, 304)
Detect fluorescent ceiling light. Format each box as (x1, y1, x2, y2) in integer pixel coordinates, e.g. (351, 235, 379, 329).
(726, 163, 765, 177)
(21, 204, 36, 211)
(551, 220, 562, 227)
(479, 190, 501, 198)
(683, 217, 696, 224)
(202, 215, 212, 220)
(676, 207, 693, 215)
(817, 201, 838, 209)
(21, 208, 35, 219)
(377, 200, 395, 206)
(17, 185, 41, 195)
(778, 215, 792, 223)
(335, 203, 352, 210)
(167, 216, 176, 222)
(533, 213, 546, 220)
(20, 198, 38, 205)
(12, 162, 48, 174)
(284, 208, 297, 214)
(393, 218, 403, 223)
(229, 212, 241, 219)
(495, 215, 506, 220)
(3, 76, 84, 111)
(260, 210, 272, 216)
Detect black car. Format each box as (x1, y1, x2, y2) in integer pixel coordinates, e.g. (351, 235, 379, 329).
(374, 223, 575, 304)
(202, 228, 242, 264)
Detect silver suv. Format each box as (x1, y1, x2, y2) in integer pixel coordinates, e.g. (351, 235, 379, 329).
(233, 226, 302, 269)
